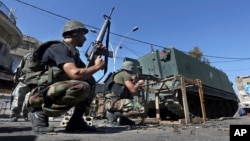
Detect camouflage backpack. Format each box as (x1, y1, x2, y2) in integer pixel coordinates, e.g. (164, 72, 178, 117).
(87, 72, 119, 119)
(19, 40, 67, 88)
(88, 93, 106, 119)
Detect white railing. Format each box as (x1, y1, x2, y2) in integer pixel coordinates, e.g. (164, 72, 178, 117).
(0, 1, 16, 24)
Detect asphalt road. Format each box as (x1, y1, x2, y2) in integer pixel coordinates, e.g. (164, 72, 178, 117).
(1, 93, 250, 141)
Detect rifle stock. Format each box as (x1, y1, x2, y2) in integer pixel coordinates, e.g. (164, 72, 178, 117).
(86, 7, 114, 68)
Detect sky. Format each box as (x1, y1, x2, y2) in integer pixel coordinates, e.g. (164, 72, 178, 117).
(2, 0, 250, 92)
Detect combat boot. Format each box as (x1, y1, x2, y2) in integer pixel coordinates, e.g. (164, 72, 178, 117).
(10, 116, 18, 122)
(106, 111, 119, 126)
(29, 110, 54, 134)
(106, 111, 135, 126)
(65, 108, 97, 132)
(23, 107, 29, 121)
(117, 116, 135, 125)
(23, 115, 29, 121)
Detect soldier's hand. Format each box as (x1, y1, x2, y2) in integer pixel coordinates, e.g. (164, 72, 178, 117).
(137, 80, 144, 86)
(94, 55, 105, 70)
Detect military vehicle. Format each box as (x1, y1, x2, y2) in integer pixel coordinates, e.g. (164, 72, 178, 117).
(134, 47, 239, 120)
(235, 76, 250, 114)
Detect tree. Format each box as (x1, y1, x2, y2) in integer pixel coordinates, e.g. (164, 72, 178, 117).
(188, 46, 203, 60)
(188, 46, 210, 64)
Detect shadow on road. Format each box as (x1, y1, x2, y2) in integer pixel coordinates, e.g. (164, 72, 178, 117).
(0, 135, 37, 141)
(0, 126, 32, 133)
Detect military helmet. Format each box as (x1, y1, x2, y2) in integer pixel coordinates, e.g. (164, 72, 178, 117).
(121, 61, 136, 73)
(62, 20, 89, 37)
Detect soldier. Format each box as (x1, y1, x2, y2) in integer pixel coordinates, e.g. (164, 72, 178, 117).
(9, 80, 29, 122)
(9, 56, 31, 122)
(27, 20, 105, 134)
(104, 61, 145, 126)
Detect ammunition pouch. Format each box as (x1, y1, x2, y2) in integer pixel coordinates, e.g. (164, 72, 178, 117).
(28, 87, 52, 108)
(104, 93, 118, 112)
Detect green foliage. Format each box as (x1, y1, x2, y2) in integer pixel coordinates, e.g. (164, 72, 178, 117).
(188, 46, 210, 65)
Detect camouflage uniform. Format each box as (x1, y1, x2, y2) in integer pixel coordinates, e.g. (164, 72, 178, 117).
(26, 40, 96, 133)
(10, 81, 29, 121)
(26, 20, 98, 134)
(28, 79, 95, 117)
(25, 37, 97, 117)
(10, 56, 31, 122)
(104, 71, 144, 117)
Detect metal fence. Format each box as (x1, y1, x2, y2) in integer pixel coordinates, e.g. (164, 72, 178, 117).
(0, 1, 16, 24)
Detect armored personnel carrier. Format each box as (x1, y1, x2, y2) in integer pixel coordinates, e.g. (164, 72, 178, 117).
(136, 47, 239, 120)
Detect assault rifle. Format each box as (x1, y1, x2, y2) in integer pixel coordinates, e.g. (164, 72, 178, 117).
(85, 7, 114, 81)
(135, 74, 159, 82)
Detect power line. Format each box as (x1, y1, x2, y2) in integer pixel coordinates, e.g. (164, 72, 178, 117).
(16, 0, 70, 20)
(16, 0, 250, 62)
(210, 59, 250, 63)
(16, 0, 166, 48)
(204, 55, 250, 60)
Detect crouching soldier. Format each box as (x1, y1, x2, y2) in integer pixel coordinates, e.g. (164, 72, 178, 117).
(26, 20, 106, 134)
(104, 61, 145, 126)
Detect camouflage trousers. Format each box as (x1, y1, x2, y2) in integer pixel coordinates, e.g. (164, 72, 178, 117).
(28, 80, 94, 117)
(10, 82, 30, 117)
(104, 93, 144, 117)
